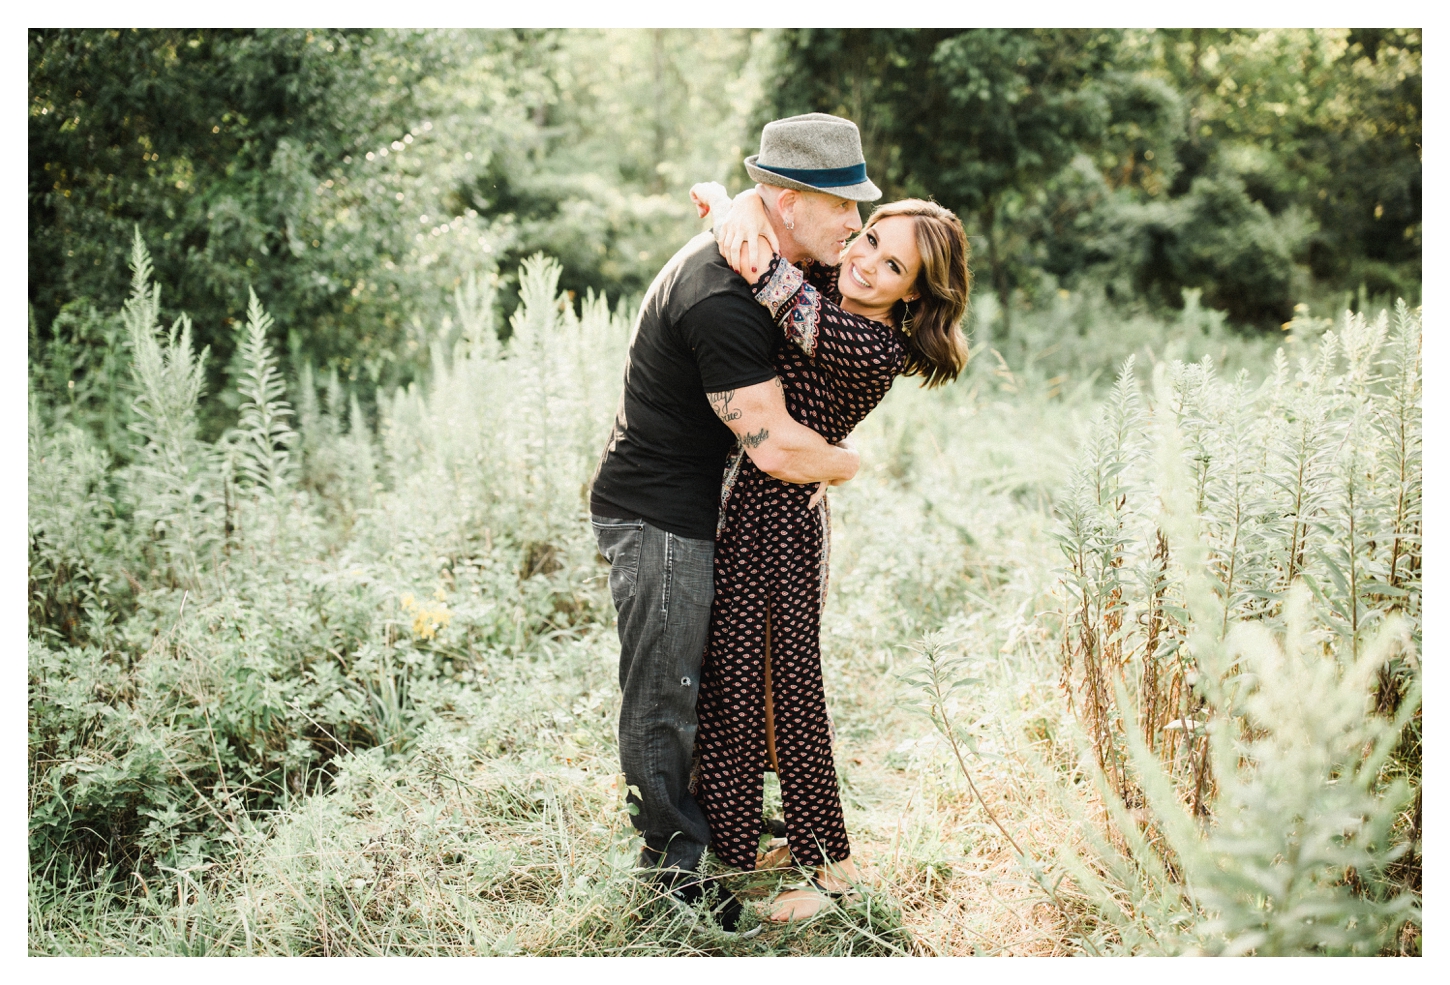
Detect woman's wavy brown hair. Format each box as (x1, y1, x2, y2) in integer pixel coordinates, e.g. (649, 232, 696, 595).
(858, 199, 971, 388)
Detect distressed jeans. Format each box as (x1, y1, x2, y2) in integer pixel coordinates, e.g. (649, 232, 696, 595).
(591, 515, 714, 876)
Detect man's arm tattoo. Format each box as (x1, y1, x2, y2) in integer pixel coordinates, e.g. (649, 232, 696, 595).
(707, 389, 742, 423)
(741, 427, 769, 449)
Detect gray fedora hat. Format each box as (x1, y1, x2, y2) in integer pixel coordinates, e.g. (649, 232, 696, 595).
(744, 112, 881, 202)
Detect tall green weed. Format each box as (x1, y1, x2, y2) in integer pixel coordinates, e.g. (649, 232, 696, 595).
(1049, 304, 1421, 952)
(29, 229, 1420, 955)
(28, 236, 629, 889)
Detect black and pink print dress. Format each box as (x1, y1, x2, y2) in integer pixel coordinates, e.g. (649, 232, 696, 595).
(693, 258, 906, 870)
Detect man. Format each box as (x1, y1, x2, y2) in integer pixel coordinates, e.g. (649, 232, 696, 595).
(588, 113, 882, 932)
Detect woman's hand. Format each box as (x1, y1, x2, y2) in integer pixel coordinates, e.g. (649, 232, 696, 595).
(716, 188, 779, 279)
(690, 181, 730, 219)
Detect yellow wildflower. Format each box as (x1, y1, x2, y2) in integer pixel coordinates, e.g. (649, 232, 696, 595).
(400, 591, 451, 640)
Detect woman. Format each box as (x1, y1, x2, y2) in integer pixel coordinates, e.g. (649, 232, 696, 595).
(689, 183, 971, 922)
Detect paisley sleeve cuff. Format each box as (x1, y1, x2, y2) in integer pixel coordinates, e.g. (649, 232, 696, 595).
(752, 256, 805, 320)
(781, 283, 821, 358)
(752, 257, 821, 356)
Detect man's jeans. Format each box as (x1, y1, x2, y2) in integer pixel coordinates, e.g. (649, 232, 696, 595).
(592, 515, 714, 876)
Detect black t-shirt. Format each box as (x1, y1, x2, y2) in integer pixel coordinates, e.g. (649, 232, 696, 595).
(590, 242, 778, 540)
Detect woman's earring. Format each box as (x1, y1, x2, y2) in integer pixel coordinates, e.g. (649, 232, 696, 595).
(784, 218, 795, 230)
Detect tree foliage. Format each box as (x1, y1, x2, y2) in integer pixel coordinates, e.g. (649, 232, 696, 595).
(31, 29, 437, 381)
(30, 28, 766, 429)
(760, 28, 1420, 331)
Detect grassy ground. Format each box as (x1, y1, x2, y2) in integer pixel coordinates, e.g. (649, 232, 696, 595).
(31, 348, 1109, 955)
(31, 259, 1415, 954)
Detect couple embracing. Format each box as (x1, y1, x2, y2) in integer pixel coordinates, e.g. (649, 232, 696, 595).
(589, 113, 970, 933)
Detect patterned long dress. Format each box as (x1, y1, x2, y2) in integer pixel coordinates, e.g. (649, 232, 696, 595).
(693, 257, 906, 870)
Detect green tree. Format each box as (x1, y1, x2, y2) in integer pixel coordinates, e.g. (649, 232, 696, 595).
(30, 28, 770, 424)
(762, 29, 1178, 336)
(29, 28, 553, 419)
(31, 30, 423, 378)
(448, 28, 769, 316)
(761, 28, 1419, 330)
(1153, 28, 1420, 297)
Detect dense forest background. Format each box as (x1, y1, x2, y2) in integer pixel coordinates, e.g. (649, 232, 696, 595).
(31, 27, 1419, 425)
(28, 29, 1421, 956)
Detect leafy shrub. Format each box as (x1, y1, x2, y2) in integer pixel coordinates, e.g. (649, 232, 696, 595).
(29, 220, 1422, 955)
(1051, 303, 1421, 953)
(28, 235, 628, 884)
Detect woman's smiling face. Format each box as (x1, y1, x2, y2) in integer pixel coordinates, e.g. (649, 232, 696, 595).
(837, 214, 922, 314)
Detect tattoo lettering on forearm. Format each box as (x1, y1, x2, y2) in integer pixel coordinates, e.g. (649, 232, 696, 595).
(707, 390, 742, 423)
(741, 427, 769, 449)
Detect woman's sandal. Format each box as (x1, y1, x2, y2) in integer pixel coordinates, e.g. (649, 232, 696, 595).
(763, 875, 853, 924)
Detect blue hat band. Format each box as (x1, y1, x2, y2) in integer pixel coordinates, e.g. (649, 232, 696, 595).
(753, 162, 868, 188)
